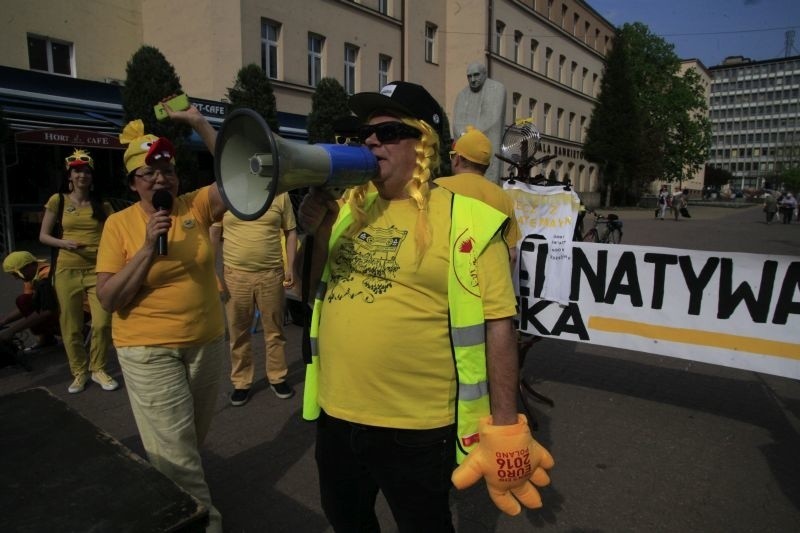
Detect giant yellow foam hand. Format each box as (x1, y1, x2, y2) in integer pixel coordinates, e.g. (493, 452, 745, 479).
(451, 414, 554, 516)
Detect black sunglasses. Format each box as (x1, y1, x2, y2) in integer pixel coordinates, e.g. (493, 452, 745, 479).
(335, 135, 360, 145)
(358, 122, 422, 144)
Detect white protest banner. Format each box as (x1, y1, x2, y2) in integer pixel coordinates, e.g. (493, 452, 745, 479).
(504, 182, 580, 304)
(516, 237, 800, 379)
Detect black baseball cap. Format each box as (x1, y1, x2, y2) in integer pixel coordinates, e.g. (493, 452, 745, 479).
(349, 81, 443, 136)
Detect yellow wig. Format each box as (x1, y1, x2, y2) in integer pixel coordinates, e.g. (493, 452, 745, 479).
(345, 117, 440, 267)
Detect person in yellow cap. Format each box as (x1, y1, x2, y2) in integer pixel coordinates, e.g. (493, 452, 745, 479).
(96, 103, 226, 533)
(38, 148, 118, 394)
(0, 251, 61, 349)
(435, 125, 521, 268)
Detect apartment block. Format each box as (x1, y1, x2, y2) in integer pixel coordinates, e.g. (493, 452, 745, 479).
(707, 54, 800, 191)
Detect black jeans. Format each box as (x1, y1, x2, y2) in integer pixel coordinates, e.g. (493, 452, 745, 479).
(315, 411, 456, 533)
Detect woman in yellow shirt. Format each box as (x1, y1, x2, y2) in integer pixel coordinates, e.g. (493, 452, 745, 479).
(39, 149, 117, 394)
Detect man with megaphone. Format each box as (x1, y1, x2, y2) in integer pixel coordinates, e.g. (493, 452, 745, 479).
(299, 81, 555, 531)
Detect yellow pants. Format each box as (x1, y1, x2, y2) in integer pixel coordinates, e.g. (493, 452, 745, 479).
(223, 265, 288, 388)
(54, 267, 111, 377)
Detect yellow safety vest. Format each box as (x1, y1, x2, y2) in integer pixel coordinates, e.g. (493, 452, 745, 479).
(302, 191, 508, 463)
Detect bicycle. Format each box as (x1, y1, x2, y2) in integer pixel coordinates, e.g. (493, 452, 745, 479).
(580, 211, 623, 243)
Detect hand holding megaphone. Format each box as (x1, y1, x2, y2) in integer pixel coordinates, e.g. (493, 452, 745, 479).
(298, 187, 340, 235)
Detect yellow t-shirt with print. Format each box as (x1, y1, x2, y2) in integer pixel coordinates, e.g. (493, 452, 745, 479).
(216, 192, 296, 271)
(45, 194, 111, 269)
(96, 186, 224, 348)
(434, 173, 522, 249)
(317, 187, 517, 430)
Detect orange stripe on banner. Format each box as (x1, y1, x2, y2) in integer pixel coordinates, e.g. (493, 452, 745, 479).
(588, 316, 800, 361)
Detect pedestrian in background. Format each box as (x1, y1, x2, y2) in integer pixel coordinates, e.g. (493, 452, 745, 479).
(763, 192, 778, 224)
(656, 185, 669, 219)
(39, 149, 117, 394)
(670, 188, 686, 221)
(779, 192, 796, 224)
(210, 192, 298, 406)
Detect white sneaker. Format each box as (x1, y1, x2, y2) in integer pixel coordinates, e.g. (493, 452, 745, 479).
(91, 370, 120, 391)
(68, 373, 89, 394)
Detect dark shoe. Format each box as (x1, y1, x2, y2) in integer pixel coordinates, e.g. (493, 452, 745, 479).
(269, 381, 295, 399)
(230, 388, 250, 406)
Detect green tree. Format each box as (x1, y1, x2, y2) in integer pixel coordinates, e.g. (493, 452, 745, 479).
(121, 46, 197, 191)
(306, 78, 350, 144)
(584, 28, 645, 205)
(704, 165, 733, 189)
(226, 64, 279, 132)
(586, 23, 710, 205)
(781, 165, 800, 193)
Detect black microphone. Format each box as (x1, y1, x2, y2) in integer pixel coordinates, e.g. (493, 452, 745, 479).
(152, 189, 174, 256)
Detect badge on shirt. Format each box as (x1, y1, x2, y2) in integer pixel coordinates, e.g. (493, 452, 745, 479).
(182, 219, 196, 229)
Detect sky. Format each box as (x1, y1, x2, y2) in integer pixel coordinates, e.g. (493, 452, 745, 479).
(588, 0, 800, 67)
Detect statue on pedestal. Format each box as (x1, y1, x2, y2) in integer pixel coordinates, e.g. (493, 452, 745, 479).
(453, 62, 507, 183)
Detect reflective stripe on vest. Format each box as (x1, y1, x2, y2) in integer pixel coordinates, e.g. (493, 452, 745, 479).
(451, 323, 484, 347)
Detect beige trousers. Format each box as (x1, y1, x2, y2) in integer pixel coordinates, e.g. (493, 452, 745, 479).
(223, 265, 288, 388)
(116, 337, 225, 533)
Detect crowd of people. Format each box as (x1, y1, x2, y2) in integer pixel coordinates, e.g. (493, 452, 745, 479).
(0, 79, 564, 532)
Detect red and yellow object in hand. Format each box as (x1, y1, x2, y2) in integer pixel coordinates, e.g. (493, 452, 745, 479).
(451, 414, 555, 516)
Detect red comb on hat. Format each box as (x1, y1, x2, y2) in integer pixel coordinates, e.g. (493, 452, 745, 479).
(145, 138, 176, 165)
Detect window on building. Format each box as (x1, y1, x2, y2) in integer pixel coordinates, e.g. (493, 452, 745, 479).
(584, 21, 591, 44)
(556, 108, 564, 137)
(344, 44, 358, 95)
(308, 33, 324, 87)
(378, 0, 388, 14)
(573, 14, 580, 35)
(514, 31, 523, 63)
(27, 34, 73, 76)
(568, 112, 575, 140)
(425, 23, 438, 63)
(582, 67, 588, 92)
(378, 55, 391, 89)
(561, 5, 568, 28)
(530, 39, 539, 70)
(261, 20, 280, 79)
(547, 0, 554, 19)
(595, 29, 600, 49)
(529, 98, 537, 122)
(570, 61, 577, 88)
(559, 55, 566, 83)
(512, 92, 521, 122)
(544, 103, 551, 134)
(545, 48, 553, 77)
(580, 115, 587, 142)
(495, 21, 505, 54)
(592, 73, 598, 96)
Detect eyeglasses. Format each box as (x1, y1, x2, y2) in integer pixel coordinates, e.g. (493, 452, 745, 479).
(358, 122, 422, 144)
(134, 166, 177, 182)
(335, 135, 359, 145)
(66, 155, 92, 164)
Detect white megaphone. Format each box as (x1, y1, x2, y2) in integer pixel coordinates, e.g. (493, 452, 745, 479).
(214, 108, 378, 220)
